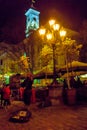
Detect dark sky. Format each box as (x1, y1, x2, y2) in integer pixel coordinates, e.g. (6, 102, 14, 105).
(0, 0, 87, 44)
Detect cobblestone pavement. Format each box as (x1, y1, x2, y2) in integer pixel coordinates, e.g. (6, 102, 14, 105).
(0, 100, 87, 130)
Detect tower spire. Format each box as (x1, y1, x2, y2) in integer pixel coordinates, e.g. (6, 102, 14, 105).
(31, 0, 36, 8)
(25, 0, 40, 37)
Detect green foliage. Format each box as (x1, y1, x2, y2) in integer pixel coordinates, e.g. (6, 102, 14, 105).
(39, 37, 82, 68)
(39, 45, 53, 67)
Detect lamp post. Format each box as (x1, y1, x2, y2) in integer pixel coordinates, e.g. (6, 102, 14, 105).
(39, 19, 66, 86)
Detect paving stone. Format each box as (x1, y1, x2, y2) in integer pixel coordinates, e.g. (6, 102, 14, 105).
(0, 101, 87, 130)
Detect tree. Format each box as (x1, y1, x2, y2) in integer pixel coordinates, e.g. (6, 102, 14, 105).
(39, 37, 82, 71)
(0, 41, 31, 74)
(61, 38, 82, 63)
(39, 45, 52, 67)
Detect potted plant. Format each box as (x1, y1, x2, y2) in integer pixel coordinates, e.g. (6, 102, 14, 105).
(62, 74, 77, 105)
(62, 38, 82, 105)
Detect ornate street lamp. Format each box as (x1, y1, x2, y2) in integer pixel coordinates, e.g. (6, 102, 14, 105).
(39, 19, 66, 86)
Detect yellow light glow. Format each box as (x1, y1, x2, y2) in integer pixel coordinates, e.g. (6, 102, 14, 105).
(49, 19, 55, 26)
(53, 24, 60, 31)
(46, 33, 53, 40)
(60, 30, 66, 37)
(39, 28, 46, 35)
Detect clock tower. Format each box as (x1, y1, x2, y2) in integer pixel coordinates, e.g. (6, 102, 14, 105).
(25, 0, 40, 37)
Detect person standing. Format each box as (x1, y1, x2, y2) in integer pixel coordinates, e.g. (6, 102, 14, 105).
(62, 79, 68, 104)
(22, 73, 33, 109)
(76, 77, 83, 88)
(70, 76, 77, 88)
(0, 83, 5, 107)
(19, 86, 24, 101)
(3, 84, 11, 109)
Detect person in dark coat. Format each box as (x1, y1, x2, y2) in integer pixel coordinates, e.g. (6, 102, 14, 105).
(76, 77, 83, 88)
(0, 83, 5, 107)
(70, 76, 76, 88)
(22, 73, 33, 108)
(63, 79, 68, 89)
(62, 79, 68, 104)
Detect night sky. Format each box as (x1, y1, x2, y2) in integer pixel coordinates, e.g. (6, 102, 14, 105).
(0, 0, 87, 44)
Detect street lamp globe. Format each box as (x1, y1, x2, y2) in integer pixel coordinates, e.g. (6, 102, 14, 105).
(46, 33, 53, 40)
(49, 19, 55, 26)
(39, 28, 46, 35)
(53, 24, 60, 31)
(60, 29, 66, 37)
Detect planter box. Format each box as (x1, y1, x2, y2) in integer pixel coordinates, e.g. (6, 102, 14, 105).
(49, 87, 62, 99)
(67, 88, 76, 105)
(62, 88, 76, 105)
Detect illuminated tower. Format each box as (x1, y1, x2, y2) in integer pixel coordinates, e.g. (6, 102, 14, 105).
(25, 0, 40, 37)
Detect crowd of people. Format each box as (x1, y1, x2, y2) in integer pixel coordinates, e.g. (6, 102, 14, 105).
(0, 83, 11, 109)
(0, 73, 86, 110)
(62, 76, 85, 104)
(63, 76, 83, 89)
(0, 73, 33, 110)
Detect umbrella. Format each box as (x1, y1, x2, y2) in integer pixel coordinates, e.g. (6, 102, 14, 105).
(34, 65, 54, 79)
(34, 72, 53, 79)
(59, 61, 87, 73)
(61, 71, 87, 78)
(33, 66, 60, 79)
(57, 60, 87, 79)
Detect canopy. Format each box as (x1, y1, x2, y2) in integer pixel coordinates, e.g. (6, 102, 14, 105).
(33, 66, 59, 79)
(59, 61, 87, 73)
(34, 61, 87, 79)
(34, 72, 53, 79)
(61, 71, 87, 78)
(34, 66, 53, 79)
(58, 61, 87, 78)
